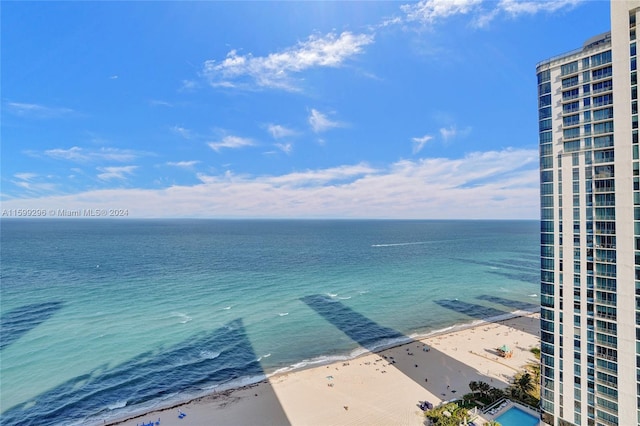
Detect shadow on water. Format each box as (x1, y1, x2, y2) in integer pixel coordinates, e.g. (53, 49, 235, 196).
(450, 257, 538, 285)
(476, 295, 539, 312)
(301, 294, 498, 400)
(1, 318, 290, 426)
(434, 300, 509, 320)
(300, 294, 404, 350)
(0, 302, 64, 350)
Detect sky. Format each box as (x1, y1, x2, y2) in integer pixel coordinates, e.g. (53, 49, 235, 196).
(1, 0, 611, 219)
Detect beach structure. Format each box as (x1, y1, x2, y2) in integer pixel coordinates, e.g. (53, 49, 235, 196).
(497, 345, 512, 359)
(536, 1, 640, 425)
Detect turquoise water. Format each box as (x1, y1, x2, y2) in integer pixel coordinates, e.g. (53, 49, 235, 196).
(0, 219, 539, 425)
(494, 406, 540, 426)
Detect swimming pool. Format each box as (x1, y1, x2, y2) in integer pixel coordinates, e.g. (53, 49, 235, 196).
(494, 405, 540, 426)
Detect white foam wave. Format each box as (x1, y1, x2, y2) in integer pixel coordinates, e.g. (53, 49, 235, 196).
(257, 353, 271, 361)
(337, 296, 351, 300)
(327, 293, 337, 297)
(371, 241, 428, 247)
(222, 306, 232, 310)
(170, 312, 192, 324)
(200, 350, 221, 360)
(107, 400, 128, 410)
(528, 294, 538, 297)
(358, 290, 369, 295)
(278, 312, 289, 316)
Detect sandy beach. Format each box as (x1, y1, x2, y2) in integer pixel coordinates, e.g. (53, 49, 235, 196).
(110, 312, 539, 426)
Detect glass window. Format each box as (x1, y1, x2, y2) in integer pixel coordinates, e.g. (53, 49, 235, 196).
(563, 88, 580, 100)
(593, 94, 613, 107)
(591, 51, 612, 66)
(632, 42, 637, 57)
(563, 114, 580, 127)
(562, 61, 579, 75)
(540, 94, 552, 108)
(592, 66, 612, 80)
(539, 82, 551, 95)
(538, 69, 551, 84)
(563, 101, 580, 113)
(593, 107, 613, 121)
(562, 76, 579, 88)
(592, 80, 613, 93)
(539, 106, 552, 119)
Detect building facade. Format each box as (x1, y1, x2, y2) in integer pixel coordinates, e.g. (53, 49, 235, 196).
(536, 2, 640, 425)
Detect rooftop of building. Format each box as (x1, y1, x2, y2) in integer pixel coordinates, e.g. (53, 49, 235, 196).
(536, 31, 611, 70)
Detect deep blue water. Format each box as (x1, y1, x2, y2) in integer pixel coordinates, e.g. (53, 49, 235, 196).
(0, 219, 539, 425)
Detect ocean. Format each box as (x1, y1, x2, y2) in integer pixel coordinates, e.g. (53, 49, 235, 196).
(0, 219, 539, 425)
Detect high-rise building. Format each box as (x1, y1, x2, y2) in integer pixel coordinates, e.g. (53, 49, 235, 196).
(536, 2, 640, 425)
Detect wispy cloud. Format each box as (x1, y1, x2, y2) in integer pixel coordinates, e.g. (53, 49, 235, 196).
(308, 109, 343, 133)
(401, 0, 483, 24)
(267, 124, 296, 139)
(10, 172, 58, 194)
(166, 161, 200, 169)
(202, 31, 374, 91)
(171, 125, 193, 139)
(275, 143, 293, 154)
(439, 125, 471, 142)
(208, 135, 255, 152)
(399, 0, 583, 27)
(412, 135, 433, 154)
(97, 166, 138, 181)
(6, 102, 75, 118)
(42, 146, 144, 163)
(3, 148, 539, 219)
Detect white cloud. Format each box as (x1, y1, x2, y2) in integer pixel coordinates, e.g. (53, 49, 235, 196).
(97, 166, 138, 181)
(440, 126, 457, 141)
(6, 102, 74, 118)
(202, 31, 374, 91)
(498, 0, 581, 16)
(171, 126, 193, 139)
(2, 148, 539, 219)
(43, 146, 143, 163)
(412, 135, 433, 154)
(401, 0, 483, 24)
(166, 161, 200, 169)
(14, 172, 39, 181)
(308, 109, 343, 133)
(399, 0, 583, 27)
(267, 124, 296, 139)
(208, 135, 255, 152)
(275, 143, 293, 154)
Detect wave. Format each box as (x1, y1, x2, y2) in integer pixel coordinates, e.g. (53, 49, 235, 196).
(169, 312, 192, 324)
(257, 353, 271, 361)
(528, 294, 538, 297)
(278, 313, 289, 317)
(371, 241, 428, 248)
(222, 306, 232, 310)
(337, 296, 351, 300)
(107, 400, 128, 410)
(199, 351, 221, 360)
(326, 293, 337, 297)
(358, 291, 369, 295)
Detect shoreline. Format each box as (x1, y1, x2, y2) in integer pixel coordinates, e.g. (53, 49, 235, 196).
(105, 309, 540, 426)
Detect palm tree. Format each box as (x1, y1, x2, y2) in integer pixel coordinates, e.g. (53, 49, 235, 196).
(488, 387, 505, 403)
(478, 381, 491, 399)
(515, 372, 535, 401)
(485, 421, 501, 426)
(468, 380, 479, 396)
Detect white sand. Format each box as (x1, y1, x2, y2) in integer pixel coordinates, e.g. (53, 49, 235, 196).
(110, 312, 539, 426)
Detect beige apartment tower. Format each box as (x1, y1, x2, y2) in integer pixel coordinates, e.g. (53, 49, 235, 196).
(536, 1, 640, 425)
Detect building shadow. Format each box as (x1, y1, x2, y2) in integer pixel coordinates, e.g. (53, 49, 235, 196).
(1, 318, 290, 426)
(301, 294, 498, 402)
(434, 299, 509, 320)
(476, 295, 539, 312)
(0, 301, 64, 350)
(450, 256, 538, 285)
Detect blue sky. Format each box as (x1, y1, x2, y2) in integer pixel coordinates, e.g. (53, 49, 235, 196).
(1, 0, 610, 219)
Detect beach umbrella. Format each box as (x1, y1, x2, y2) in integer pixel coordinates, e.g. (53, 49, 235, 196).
(498, 344, 510, 352)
